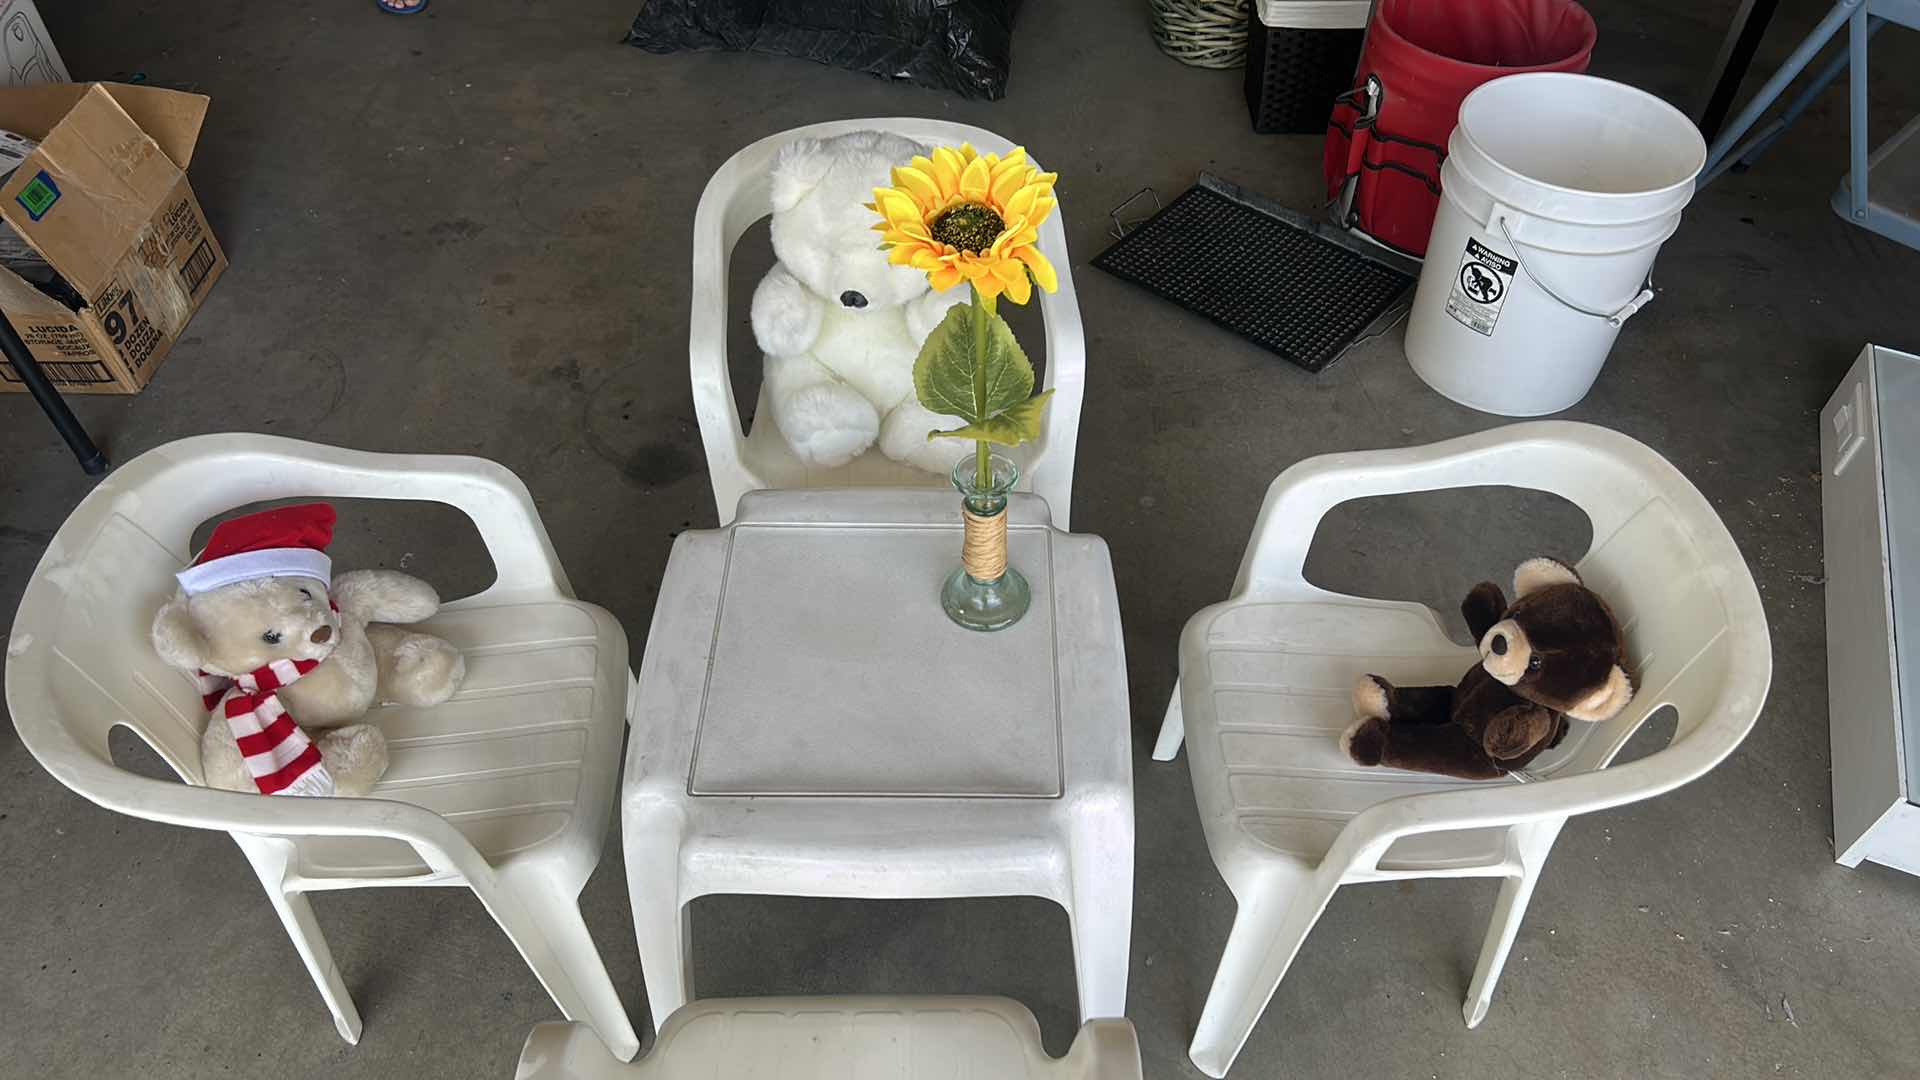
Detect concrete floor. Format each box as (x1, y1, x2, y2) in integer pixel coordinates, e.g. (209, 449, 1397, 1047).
(4, 0, 1920, 1076)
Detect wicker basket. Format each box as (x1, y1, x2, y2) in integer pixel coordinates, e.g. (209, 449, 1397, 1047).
(1150, 0, 1251, 70)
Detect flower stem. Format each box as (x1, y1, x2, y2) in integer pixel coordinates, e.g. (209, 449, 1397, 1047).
(971, 287, 996, 491)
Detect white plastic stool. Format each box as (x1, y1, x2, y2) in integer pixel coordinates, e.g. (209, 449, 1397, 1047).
(516, 997, 1143, 1080)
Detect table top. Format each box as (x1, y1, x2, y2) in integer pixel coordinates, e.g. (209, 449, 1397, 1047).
(630, 489, 1127, 803)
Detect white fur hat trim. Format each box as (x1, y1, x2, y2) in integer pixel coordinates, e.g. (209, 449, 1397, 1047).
(175, 548, 332, 596)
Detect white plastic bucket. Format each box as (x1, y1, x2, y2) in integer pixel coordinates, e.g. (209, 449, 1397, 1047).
(1404, 72, 1706, 416)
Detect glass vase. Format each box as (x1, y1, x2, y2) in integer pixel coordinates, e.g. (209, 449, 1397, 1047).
(941, 451, 1031, 632)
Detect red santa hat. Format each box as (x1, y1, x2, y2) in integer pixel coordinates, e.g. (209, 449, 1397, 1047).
(176, 503, 335, 597)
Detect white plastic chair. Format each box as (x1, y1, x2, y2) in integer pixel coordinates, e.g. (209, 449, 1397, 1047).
(516, 997, 1143, 1080)
(5, 434, 642, 1061)
(690, 118, 1087, 528)
(1150, 422, 1771, 1077)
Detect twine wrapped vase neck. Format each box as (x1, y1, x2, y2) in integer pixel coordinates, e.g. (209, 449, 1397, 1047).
(961, 506, 1009, 582)
(943, 451, 1032, 631)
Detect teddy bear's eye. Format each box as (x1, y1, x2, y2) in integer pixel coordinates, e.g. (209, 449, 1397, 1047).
(298, 587, 312, 601)
(261, 630, 283, 645)
(1527, 654, 1542, 671)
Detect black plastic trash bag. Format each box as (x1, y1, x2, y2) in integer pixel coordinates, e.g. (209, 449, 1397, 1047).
(625, 0, 1021, 101)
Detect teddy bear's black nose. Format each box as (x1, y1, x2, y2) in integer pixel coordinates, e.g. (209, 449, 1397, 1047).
(1489, 633, 1508, 656)
(839, 290, 867, 309)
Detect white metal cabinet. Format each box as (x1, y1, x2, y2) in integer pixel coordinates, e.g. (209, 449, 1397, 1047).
(1822, 343, 1920, 873)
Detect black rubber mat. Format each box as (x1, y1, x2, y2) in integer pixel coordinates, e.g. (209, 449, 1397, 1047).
(1093, 174, 1418, 373)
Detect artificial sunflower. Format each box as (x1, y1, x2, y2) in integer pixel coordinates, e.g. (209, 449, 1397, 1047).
(870, 143, 1060, 305)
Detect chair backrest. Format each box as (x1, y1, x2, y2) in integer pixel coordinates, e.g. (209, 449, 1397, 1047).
(6, 434, 566, 836)
(689, 117, 1087, 527)
(1241, 422, 1771, 808)
(1537, 470, 1757, 782)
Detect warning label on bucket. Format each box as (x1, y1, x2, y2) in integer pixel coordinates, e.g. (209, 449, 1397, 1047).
(1446, 239, 1517, 337)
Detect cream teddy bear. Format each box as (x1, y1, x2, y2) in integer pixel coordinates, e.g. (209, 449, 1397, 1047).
(150, 503, 465, 797)
(752, 130, 969, 473)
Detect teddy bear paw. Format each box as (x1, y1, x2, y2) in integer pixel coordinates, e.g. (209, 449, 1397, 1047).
(318, 724, 388, 796)
(906, 288, 970, 342)
(1341, 715, 1388, 767)
(878, 399, 967, 474)
(384, 633, 466, 707)
(1351, 674, 1391, 721)
(750, 269, 824, 356)
(779, 383, 880, 467)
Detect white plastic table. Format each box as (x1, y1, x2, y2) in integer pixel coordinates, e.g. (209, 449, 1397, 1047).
(622, 489, 1133, 1031)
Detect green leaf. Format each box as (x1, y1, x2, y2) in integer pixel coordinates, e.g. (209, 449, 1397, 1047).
(912, 303, 1034, 427)
(928, 389, 1054, 447)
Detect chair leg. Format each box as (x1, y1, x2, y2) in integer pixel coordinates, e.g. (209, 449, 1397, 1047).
(1152, 680, 1185, 762)
(1462, 870, 1540, 1029)
(1066, 798, 1134, 1021)
(1187, 868, 1336, 1079)
(626, 833, 693, 1035)
(261, 886, 363, 1044)
(498, 877, 642, 1062)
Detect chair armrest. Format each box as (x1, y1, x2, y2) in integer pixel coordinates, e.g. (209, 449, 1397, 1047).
(1324, 705, 1755, 875)
(1233, 421, 1671, 596)
(128, 435, 569, 603)
(688, 150, 755, 496)
(54, 755, 489, 880)
(1032, 205, 1086, 531)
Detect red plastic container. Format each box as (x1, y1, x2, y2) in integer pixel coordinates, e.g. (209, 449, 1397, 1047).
(1324, 0, 1597, 256)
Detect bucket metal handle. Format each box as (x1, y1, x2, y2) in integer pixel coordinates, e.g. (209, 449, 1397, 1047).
(1490, 207, 1656, 328)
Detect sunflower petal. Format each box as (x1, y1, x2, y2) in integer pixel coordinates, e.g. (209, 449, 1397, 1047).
(1024, 195, 1056, 228)
(877, 192, 924, 229)
(959, 156, 992, 201)
(1015, 246, 1058, 293)
(986, 257, 1027, 301)
(1001, 264, 1032, 305)
(929, 264, 964, 292)
(989, 166, 1026, 210)
(891, 167, 942, 209)
(888, 244, 922, 266)
(931, 147, 966, 195)
(1004, 185, 1037, 222)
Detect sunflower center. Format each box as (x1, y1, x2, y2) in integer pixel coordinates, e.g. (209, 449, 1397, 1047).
(930, 203, 1007, 254)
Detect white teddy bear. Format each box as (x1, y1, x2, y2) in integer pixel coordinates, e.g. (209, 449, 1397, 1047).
(150, 503, 465, 797)
(752, 130, 969, 473)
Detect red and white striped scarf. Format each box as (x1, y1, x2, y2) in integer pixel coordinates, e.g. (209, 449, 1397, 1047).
(193, 659, 334, 797)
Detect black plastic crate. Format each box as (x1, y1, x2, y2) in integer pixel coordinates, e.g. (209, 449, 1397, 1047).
(1245, 19, 1364, 135)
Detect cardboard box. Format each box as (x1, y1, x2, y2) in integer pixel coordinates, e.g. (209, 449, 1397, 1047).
(0, 83, 226, 393)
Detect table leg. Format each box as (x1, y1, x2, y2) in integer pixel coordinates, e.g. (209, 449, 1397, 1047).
(1066, 801, 1134, 1021)
(626, 828, 693, 1033)
(1, 317, 108, 475)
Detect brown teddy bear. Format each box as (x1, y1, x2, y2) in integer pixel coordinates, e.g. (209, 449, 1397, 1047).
(1341, 557, 1634, 780)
